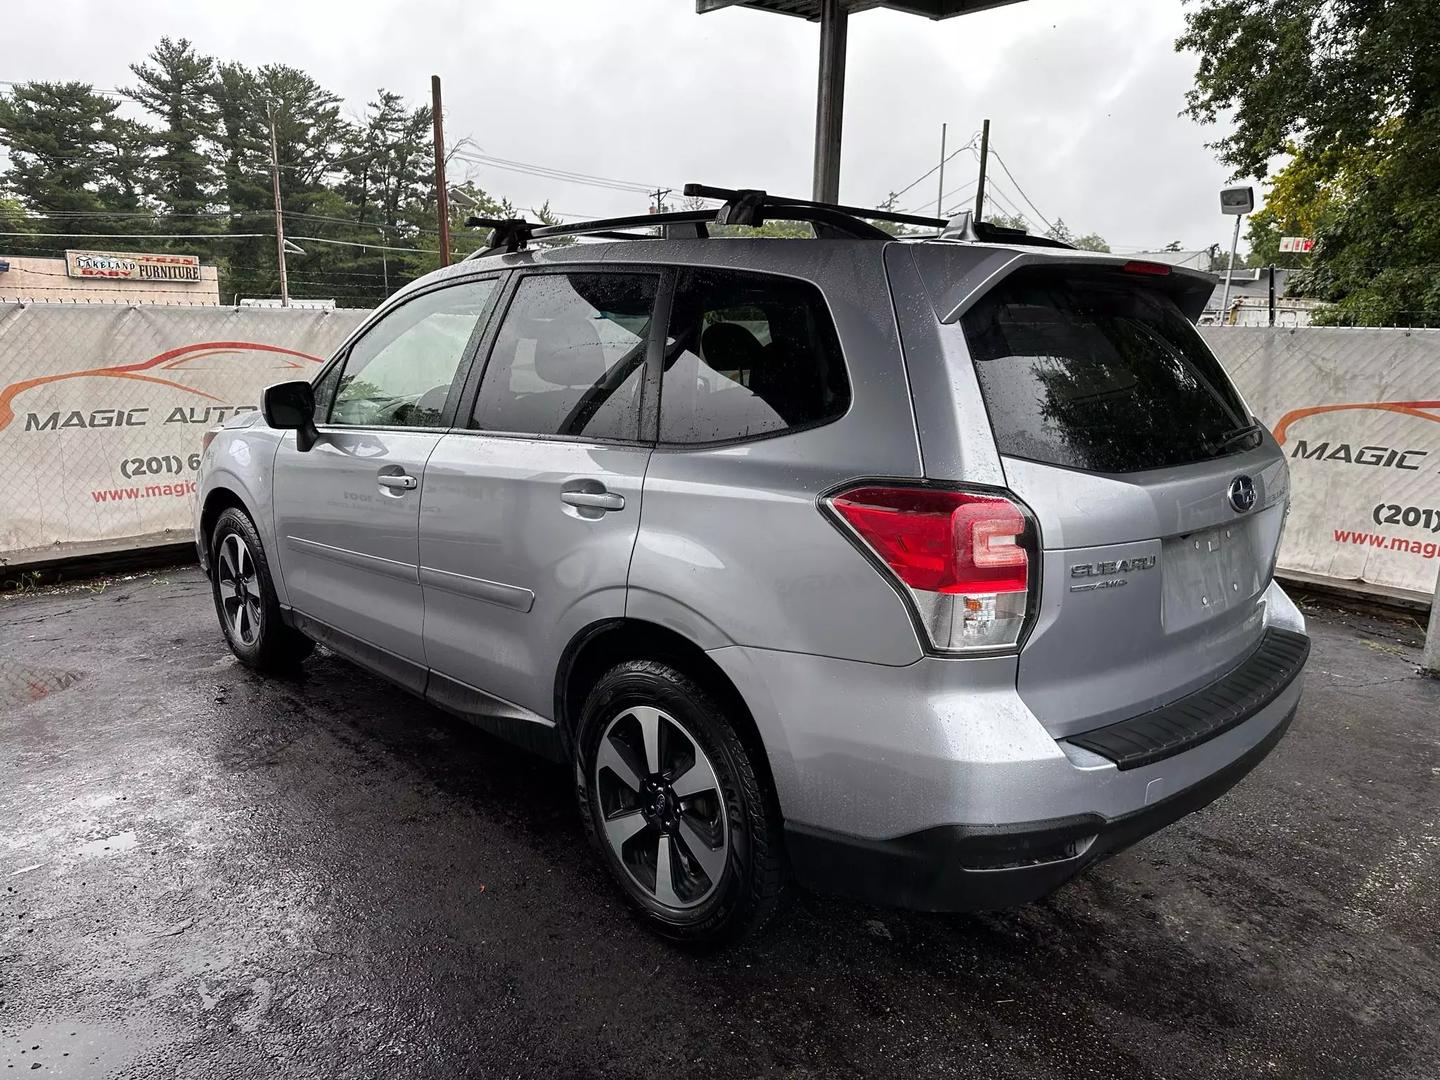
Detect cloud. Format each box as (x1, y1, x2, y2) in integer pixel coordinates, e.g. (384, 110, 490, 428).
(1, 0, 1242, 250)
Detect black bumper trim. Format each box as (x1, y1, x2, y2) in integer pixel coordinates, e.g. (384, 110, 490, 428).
(785, 702, 1295, 913)
(1064, 627, 1310, 770)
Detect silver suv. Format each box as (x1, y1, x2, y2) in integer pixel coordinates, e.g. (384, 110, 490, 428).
(196, 186, 1309, 944)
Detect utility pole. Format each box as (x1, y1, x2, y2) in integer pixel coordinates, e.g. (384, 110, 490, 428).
(378, 229, 389, 296)
(650, 188, 671, 214)
(935, 123, 947, 219)
(267, 102, 289, 308)
(973, 118, 991, 221)
(431, 75, 451, 267)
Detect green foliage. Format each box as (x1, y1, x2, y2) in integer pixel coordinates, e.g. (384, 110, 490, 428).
(984, 211, 1029, 231)
(1044, 218, 1110, 252)
(1178, 0, 1440, 323)
(0, 81, 145, 253)
(0, 40, 521, 306)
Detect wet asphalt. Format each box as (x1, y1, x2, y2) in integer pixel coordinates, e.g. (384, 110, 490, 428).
(1, 567, 1438, 1079)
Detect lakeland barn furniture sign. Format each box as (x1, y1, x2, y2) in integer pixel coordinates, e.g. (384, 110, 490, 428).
(64, 250, 203, 282)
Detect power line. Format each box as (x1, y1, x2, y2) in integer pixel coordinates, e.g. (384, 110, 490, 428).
(886, 131, 980, 205)
(451, 151, 662, 195)
(0, 230, 266, 240)
(986, 146, 1056, 233)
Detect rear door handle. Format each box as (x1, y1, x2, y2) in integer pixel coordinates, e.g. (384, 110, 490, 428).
(561, 490, 625, 511)
(377, 473, 417, 490)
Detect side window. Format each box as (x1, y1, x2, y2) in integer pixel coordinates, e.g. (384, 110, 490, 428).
(328, 278, 495, 428)
(470, 272, 656, 440)
(660, 268, 849, 444)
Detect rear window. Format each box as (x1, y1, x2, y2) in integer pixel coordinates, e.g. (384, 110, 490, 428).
(961, 267, 1256, 473)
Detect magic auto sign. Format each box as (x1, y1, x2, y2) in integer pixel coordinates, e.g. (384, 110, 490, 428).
(0, 305, 368, 553)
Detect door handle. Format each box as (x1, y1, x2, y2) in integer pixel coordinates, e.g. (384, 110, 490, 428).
(377, 473, 417, 491)
(561, 489, 625, 511)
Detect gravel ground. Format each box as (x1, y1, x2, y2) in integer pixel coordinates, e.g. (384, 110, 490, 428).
(2, 567, 1438, 1079)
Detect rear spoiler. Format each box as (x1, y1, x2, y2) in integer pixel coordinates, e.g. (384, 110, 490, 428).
(901, 244, 1219, 325)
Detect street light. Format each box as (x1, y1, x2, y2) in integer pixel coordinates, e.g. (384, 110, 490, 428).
(1218, 185, 1254, 324)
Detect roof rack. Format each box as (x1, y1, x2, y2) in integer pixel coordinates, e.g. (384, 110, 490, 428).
(463, 183, 1069, 257)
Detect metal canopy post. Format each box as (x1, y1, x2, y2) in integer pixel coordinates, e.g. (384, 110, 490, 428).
(812, 0, 848, 203)
(696, 1, 1028, 203)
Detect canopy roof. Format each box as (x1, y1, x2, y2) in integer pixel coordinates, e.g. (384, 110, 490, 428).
(697, 1, 1023, 19)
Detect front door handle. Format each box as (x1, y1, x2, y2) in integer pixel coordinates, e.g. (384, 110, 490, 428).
(377, 473, 417, 490)
(561, 489, 625, 511)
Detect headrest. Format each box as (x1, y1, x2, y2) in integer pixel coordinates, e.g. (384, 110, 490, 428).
(529, 317, 605, 387)
(701, 322, 764, 370)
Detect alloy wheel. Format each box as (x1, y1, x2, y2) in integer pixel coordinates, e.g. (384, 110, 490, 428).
(216, 533, 263, 647)
(594, 705, 729, 910)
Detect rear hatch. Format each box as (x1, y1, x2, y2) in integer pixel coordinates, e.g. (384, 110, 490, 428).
(955, 259, 1289, 737)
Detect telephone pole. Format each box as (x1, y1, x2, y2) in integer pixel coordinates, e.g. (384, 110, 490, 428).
(935, 123, 947, 219)
(431, 75, 451, 267)
(267, 102, 289, 308)
(973, 118, 991, 222)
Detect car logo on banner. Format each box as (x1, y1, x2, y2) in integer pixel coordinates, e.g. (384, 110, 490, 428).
(1228, 475, 1257, 513)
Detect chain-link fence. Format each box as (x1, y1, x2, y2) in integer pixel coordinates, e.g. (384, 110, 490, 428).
(0, 301, 368, 557)
(1202, 326, 1440, 605)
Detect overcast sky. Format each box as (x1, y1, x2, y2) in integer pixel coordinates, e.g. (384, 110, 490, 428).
(3, 0, 1251, 254)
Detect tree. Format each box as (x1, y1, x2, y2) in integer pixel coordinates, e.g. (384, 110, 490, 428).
(126, 38, 220, 226)
(1043, 217, 1110, 251)
(1178, 0, 1440, 323)
(984, 211, 1029, 231)
(0, 81, 149, 254)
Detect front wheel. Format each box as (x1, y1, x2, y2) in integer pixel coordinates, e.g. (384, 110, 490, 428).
(576, 660, 786, 945)
(209, 506, 312, 673)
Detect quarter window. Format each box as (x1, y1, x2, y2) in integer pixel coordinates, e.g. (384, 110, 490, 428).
(328, 279, 495, 428)
(470, 272, 657, 440)
(660, 268, 849, 444)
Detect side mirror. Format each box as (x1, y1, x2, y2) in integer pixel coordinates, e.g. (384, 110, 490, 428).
(262, 380, 320, 452)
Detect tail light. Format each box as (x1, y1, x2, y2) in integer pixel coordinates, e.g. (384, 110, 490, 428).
(201, 427, 220, 455)
(825, 485, 1034, 653)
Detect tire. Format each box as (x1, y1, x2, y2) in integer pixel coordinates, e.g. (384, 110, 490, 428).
(209, 506, 313, 674)
(576, 659, 786, 946)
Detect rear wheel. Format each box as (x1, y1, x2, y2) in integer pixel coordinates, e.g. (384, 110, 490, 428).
(576, 660, 786, 945)
(209, 506, 312, 673)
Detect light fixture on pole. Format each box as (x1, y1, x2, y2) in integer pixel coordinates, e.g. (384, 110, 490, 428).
(1218, 185, 1254, 324)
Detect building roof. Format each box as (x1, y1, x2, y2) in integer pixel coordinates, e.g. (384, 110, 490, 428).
(696, 0, 1023, 19)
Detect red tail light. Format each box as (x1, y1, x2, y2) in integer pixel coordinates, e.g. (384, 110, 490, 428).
(201, 427, 220, 455)
(826, 485, 1033, 653)
(1122, 260, 1171, 276)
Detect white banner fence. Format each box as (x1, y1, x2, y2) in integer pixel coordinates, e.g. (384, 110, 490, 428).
(0, 302, 367, 559)
(1201, 326, 1440, 604)
(1, 303, 1437, 605)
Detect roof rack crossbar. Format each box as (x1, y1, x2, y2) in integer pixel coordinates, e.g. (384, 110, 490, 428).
(683, 183, 947, 230)
(460, 182, 1065, 258)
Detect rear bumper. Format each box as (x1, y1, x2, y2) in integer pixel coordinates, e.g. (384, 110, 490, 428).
(708, 580, 1308, 912)
(784, 702, 1294, 912)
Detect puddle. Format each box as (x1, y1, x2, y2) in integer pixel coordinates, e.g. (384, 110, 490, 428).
(0, 659, 85, 709)
(2, 1020, 144, 1077)
(76, 831, 138, 858)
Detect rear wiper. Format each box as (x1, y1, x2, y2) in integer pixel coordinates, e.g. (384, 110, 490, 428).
(1209, 421, 1263, 454)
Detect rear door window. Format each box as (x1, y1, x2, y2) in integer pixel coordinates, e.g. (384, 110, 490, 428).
(660, 268, 849, 444)
(962, 267, 1257, 473)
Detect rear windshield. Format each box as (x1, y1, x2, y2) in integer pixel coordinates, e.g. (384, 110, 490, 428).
(961, 267, 1257, 473)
